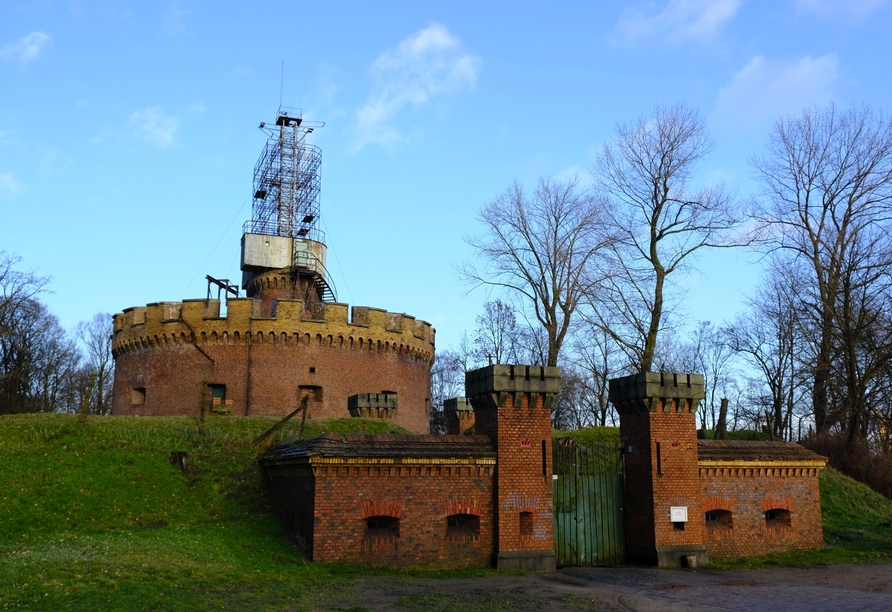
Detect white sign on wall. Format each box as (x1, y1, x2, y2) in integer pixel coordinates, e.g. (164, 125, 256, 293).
(670, 506, 688, 522)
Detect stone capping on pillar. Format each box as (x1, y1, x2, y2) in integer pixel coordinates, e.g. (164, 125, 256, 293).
(347, 393, 397, 419)
(608, 372, 705, 415)
(443, 397, 472, 418)
(465, 364, 561, 412)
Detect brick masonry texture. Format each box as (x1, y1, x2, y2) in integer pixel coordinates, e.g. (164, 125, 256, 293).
(262, 434, 498, 568)
(260, 367, 826, 570)
(261, 364, 559, 571)
(111, 298, 434, 434)
(611, 372, 827, 566)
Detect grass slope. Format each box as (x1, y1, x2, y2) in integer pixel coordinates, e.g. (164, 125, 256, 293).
(2, 419, 892, 609)
(0, 414, 416, 611)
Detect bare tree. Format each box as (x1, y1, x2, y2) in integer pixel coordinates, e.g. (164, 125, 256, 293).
(472, 299, 520, 365)
(752, 104, 892, 437)
(429, 349, 465, 434)
(571, 324, 624, 427)
(76, 312, 115, 415)
(729, 262, 809, 441)
(460, 176, 607, 367)
(677, 321, 739, 432)
(592, 103, 742, 372)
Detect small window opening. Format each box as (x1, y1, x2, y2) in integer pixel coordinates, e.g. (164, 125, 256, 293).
(656, 442, 662, 475)
(209, 384, 226, 405)
(365, 515, 399, 539)
(131, 387, 146, 405)
(299, 385, 323, 402)
(705, 509, 733, 529)
(520, 511, 534, 536)
(446, 514, 480, 539)
(765, 508, 791, 529)
(673, 521, 685, 531)
(309, 367, 316, 374)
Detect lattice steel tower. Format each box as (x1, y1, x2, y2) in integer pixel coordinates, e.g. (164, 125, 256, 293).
(241, 108, 336, 315)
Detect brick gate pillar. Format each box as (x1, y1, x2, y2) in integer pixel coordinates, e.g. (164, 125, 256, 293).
(466, 364, 559, 571)
(609, 372, 709, 567)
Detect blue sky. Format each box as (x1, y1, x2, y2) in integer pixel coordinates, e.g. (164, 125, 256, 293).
(2, 0, 891, 352)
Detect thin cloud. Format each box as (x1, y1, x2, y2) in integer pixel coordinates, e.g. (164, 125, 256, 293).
(129, 107, 179, 148)
(354, 23, 480, 149)
(162, 1, 189, 34)
(716, 54, 838, 126)
(0, 173, 21, 193)
(794, 0, 889, 20)
(0, 32, 51, 63)
(616, 0, 741, 43)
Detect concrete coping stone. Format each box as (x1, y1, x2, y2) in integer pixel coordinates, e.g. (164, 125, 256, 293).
(465, 365, 561, 398)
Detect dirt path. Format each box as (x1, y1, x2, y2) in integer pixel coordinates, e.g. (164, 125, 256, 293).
(323, 563, 892, 611)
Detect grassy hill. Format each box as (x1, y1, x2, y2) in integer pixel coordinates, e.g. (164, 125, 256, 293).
(1, 418, 891, 610)
(0, 414, 413, 611)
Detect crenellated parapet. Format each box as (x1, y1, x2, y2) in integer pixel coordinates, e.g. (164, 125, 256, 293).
(112, 298, 435, 363)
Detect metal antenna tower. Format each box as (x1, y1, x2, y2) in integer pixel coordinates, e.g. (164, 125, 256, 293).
(245, 106, 325, 241)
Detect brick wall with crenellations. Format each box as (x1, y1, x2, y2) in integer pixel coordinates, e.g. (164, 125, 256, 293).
(111, 298, 434, 434)
(611, 372, 709, 567)
(467, 365, 559, 571)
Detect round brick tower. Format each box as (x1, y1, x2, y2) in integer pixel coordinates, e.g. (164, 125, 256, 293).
(110, 107, 435, 433)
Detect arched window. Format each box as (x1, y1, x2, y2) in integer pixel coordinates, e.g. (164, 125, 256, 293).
(705, 509, 733, 529)
(765, 508, 791, 529)
(446, 514, 480, 539)
(365, 515, 399, 539)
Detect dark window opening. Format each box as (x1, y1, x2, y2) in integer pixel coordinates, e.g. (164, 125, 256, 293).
(299, 385, 323, 402)
(542, 440, 547, 476)
(209, 384, 226, 403)
(131, 387, 146, 405)
(705, 509, 733, 529)
(672, 521, 685, 531)
(520, 511, 534, 536)
(765, 508, 791, 529)
(656, 442, 662, 475)
(309, 367, 316, 374)
(365, 515, 399, 539)
(446, 513, 480, 539)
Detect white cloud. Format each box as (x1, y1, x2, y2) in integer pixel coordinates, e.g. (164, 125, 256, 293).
(716, 54, 838, 125)
(0, 32, 51, 64)
(0, 173, 21, 193)
(616, 0, 740, 43)
(354, 23, 480, 149)
(129, 107, 179, 148)
(794, 0, 889, 20)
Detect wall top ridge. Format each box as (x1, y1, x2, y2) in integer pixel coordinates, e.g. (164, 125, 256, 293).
(112, 298, 435, 349)
(608, 372, 705, 406)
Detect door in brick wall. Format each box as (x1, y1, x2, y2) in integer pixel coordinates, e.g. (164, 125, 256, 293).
(553, 443, 625, 566)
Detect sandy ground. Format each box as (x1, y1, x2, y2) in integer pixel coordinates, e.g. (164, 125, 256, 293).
(323, 562, 892, 611)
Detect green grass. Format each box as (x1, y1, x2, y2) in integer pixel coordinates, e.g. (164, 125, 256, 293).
(553, 426, 621, 446)
(0, 413, 423, 611)
(3, 416, 892, 610)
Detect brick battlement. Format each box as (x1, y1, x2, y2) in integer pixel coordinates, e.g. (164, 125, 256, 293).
(112, 298, 435, 363)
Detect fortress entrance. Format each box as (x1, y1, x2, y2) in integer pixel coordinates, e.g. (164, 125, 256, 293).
(552, 443, 626, 567)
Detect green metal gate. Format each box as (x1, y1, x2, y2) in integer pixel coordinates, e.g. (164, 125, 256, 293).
(552, 443, 625, 566)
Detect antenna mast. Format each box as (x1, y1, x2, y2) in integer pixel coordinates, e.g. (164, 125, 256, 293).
(245, 106, 324, 241)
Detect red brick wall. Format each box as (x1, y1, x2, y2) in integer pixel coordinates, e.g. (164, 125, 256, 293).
(475, 393, 554, 557)
(620, 408, 705, 563)
(264, 462, 495, 568)
(112, 327, 432, 434)
(700, 468, 824, 557)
